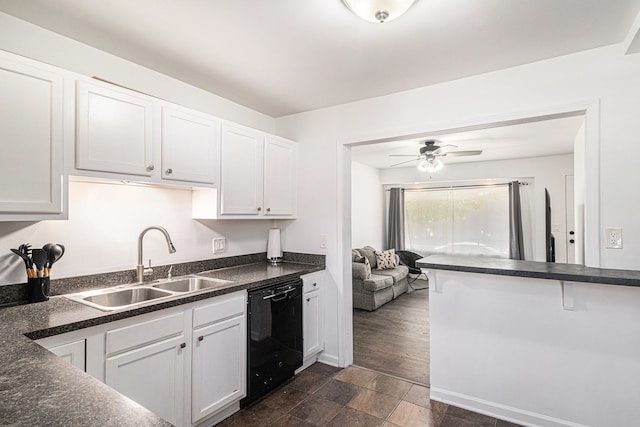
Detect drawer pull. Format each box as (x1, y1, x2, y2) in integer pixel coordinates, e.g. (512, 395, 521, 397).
(306, 298, 310, 302)
(198, 336, 204, 342)
(180, 343, 186, 349)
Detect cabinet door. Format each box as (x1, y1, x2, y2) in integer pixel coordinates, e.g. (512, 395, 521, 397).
(263, 136, 297, 216)
(161, 106, 218, 184)
(303, 290, 323, 358)
(219, 124, 263, 215)
(105, 335, 185, 426)
(47, 340, 86, 371)
(0, 58, 63, 214)
(192, 315, 246, 423)
(76, 80, 154, 176)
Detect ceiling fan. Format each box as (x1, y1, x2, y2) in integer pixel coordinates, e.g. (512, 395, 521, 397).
(389, 139, 483, 172)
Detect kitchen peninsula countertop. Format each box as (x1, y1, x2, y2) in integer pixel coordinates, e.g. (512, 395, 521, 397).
(416, 255, 640, 287)
(0, 261, 323, 426)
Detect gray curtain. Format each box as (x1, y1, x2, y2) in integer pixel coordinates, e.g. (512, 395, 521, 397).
(388, 188, 405, 250)
(509, 181, 525, 260)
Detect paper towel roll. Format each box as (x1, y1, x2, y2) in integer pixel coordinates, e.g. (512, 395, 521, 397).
(267, 228, 282, 260)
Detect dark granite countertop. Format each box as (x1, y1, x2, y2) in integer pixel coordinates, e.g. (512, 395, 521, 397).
(416, 255, 640, 287)
(0, 260, 323, 426)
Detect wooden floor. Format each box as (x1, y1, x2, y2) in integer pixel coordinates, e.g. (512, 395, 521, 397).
(352, 281, 429, 386)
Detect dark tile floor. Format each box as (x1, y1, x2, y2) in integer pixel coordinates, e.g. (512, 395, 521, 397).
(219, 364, 524, 426)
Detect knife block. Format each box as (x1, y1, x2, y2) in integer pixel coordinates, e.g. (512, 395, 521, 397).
(28, 277, 50, 303)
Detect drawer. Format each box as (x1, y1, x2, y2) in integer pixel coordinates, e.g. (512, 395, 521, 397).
(302, 271, 324, 294)
(106, 312, 184, 355)
(193, 291, 246, 329)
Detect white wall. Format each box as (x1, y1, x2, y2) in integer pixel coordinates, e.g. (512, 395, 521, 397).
(351, 162, 384, 250)
(276, 44, 640, 365)
(0, 12, 274, 133)
(0, 180, 279, 285)
(380, 154, 575, 262)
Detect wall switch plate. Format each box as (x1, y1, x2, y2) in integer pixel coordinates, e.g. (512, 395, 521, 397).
(320, 234, 327, 249)
(213, 237, 226, 253)
(605, 227, 622, 249)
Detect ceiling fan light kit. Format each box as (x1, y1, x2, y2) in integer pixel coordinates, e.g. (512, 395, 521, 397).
(342, 0, 417, 23)
(388, 139, 483, 172)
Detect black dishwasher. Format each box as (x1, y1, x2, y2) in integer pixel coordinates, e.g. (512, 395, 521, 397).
(240, 279, 303, 407)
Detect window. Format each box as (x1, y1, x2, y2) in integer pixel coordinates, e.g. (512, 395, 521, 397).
(404, 186, 509, 257)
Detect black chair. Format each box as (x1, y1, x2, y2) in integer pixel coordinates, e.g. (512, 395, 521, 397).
(396, 250, 429, 288)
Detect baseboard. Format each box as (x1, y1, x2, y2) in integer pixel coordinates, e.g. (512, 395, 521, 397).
(194, 400, 239, 427)
(430, 388, 589, 427)
(317, 352, 340, 367)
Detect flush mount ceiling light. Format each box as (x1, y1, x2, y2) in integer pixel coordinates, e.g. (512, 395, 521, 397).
(342, 0, 418, 23)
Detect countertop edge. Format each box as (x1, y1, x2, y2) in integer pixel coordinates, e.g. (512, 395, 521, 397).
(416, 256, 640, 288)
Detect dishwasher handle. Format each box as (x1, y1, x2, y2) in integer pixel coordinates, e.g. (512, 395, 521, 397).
(262, 287, 295, 301)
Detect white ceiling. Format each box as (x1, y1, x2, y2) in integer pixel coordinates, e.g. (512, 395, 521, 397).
(350, 115, 585, 169)
(0, 0, 639, 117)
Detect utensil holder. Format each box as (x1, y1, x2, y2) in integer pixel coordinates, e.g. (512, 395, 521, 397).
(28, 277, 50, 303)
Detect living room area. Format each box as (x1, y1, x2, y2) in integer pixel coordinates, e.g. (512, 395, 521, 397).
(349, 114, 586, 389)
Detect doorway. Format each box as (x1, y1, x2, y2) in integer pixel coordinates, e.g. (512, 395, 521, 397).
(346, 110, 591, 386)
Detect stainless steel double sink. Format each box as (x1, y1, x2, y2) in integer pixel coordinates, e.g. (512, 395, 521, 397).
(65, 276, 233, 312)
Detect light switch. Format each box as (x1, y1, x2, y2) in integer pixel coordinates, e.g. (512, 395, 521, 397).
(213, 237, 226, 253)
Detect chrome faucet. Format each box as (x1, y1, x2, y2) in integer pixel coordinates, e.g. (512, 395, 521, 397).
(137, 226, 176, 284)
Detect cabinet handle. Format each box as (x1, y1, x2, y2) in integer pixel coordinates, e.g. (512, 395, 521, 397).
(307, 298, 310, 302)
(198, 336, 204, 342)
(180, 343, 186, 349)
(166, 168, 173, 174)
(266, 208, 271, 212)
(257, 207, 262, 211)
(312, 283, 317, 287)
(146, 165, 155, 171)
(570, 239, 575, 244)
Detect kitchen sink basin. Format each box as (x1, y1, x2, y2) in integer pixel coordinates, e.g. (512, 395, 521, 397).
(66, 287, 175, 311)
(65, 275, 234, 311)
(151, 276, 232, 293)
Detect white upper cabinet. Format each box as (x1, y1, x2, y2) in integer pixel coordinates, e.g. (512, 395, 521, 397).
(0, 55, 65, 217)
(219, 124, 264, 215)
(76, 80, 154, 177)
(207, 124, 297, 219)
(263, 136, 297, 217)
(162, 105, 218, 184)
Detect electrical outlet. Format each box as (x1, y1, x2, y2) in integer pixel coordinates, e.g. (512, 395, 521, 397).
(320, 234, 327, 249)
(605, 227, 622, 249)
(212, 237, 226, 253)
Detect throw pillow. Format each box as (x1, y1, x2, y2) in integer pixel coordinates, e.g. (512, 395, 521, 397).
(352, 249, 364, 262)
(375, 249, 397, 270)
(362, 256, 372, 279)
(353, 252, 371, 279)
(358, 246, 378, 269)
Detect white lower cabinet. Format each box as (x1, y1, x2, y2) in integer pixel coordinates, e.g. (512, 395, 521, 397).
(44, 339, 86, 371)
(192, 315, 246, 423)
(99, 291, 246, 427)
(301, 271, 325, 364)
(105, 335, 186, 426)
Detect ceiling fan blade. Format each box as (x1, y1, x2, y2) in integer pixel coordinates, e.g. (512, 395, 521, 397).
(431, 144, 458, 155)
(441, 150, 483, 157)
(389, 158, 420, 167)
(389, 154, 420, 157)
